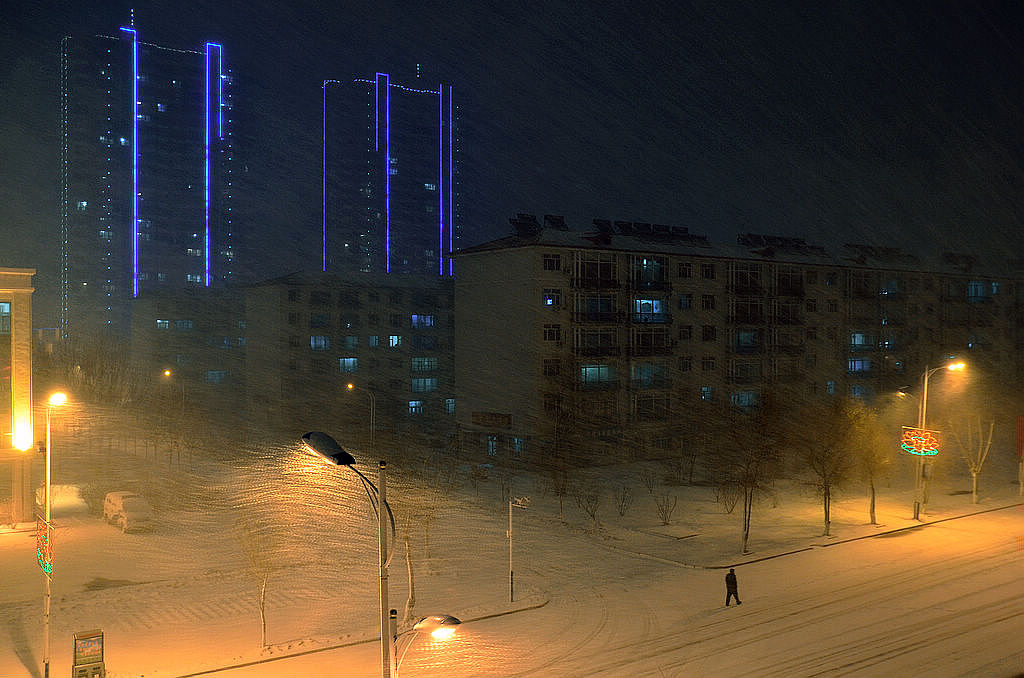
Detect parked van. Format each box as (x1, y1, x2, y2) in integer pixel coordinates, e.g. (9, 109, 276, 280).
(102, 491, 153, 533)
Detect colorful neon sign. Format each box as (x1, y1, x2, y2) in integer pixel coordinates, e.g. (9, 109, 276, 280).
(901, 426, 940, 456)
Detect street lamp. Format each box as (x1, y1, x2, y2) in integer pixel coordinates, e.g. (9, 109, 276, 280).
(301, 431, 396, 678)
(162, 368, 185, 412)
(43, 391, 67, 678)
(346, 382, 375, 455)
(393, 615, 462, 677)
(913, 361, 966, 519)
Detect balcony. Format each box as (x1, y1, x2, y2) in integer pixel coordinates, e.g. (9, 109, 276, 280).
(571, 277, 620, 290)
(573, 311, 623, 323)
(776, 283, 804, 297)
(728, 312, 765, 325)
(632, 312, 672, 324)
(630, 377, 673, 390)
(628, 344, 674, 357)
(575, 345, 622, 357)
(729, 343, 765, 355)
(632, 278, 671, 292)
(772, 343, 805, 355)
(727, 282, 764, 296)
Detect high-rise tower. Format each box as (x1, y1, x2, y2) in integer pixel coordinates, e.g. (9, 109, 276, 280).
(60, 21, 234, 340)
(323, 72, 458, 276)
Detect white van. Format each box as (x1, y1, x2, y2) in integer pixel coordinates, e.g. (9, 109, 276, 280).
(102, 491, 154, 533)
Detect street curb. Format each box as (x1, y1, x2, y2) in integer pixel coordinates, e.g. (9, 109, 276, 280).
(715, 500, 1024, 569)
(173, 599, 550, 678)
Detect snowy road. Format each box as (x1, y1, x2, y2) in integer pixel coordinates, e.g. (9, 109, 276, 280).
(197, 507, 1024, 677)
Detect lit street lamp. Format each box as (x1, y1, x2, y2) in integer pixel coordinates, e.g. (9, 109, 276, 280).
(346, 382, 375, 455)
(393, 614, 462, 677)
(914, 361, 966, 519)
(301, 431, 396, 678)
(162, 368, 185, 412)
(43, 391, 67, 678)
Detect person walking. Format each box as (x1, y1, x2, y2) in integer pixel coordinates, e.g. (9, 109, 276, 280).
(725, 568, 741, 606)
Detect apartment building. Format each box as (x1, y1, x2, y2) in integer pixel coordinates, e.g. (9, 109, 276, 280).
(454, 215, 1021, 467)
(244, 271, 455, 443)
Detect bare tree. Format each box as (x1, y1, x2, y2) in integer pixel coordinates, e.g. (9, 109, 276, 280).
(792, 398, 862, 536)
(855, 405, 891, 525)
(236, 513, 274, 648)
(655, 494, 677, 525)
(639, 467, 657, 495)
(713, 394, 788, 552)
(949, 416, 995, 504)
(576, 483, 602, 525)
(613, 485, 633, 517)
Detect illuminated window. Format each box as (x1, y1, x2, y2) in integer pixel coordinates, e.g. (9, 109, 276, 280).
(848, 358, 871, 373)
(175, 319, 193, 330)
(155, 319, 170, 330)
(487, 435, 498, 456)
(444, 398, 455, 414)
(339, 357, 358, 372)
(412, 357, 437, 372)
(310, 335, 330, 351)
(731, 390, 757, 408)
(411, 377, 438, 392)
(678, 293, 692, 310)
(408, 400, 423, 415)
(389, 335, 402, 348)
(700, 386, 713, 401)
(543, 289, 561, 307)
(411, 314, 435, 328)
(344, 335, 358, 349)
(76, 201, 88, 211)
(205, 370, 228, 384)
(826, 380, 836, 395)
(424, 183, 437, 190)
(368, 335, 380, 347)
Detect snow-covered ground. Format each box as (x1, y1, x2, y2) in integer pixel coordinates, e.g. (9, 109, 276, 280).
(1, 433, 1022, 677)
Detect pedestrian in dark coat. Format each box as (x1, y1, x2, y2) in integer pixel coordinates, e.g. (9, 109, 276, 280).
(725, 568, 741, 606)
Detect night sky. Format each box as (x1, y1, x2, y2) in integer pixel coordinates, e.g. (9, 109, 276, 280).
(3, 1, 1024, 324)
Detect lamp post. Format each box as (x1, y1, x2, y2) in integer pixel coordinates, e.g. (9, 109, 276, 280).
(162, 369, 185, 412)
(346, 383, 375, 456)
(43, 391, 67, 678)
(914, 361, 965, 519)
(393, 614, 462, 677)
(301, 431, 396, 678)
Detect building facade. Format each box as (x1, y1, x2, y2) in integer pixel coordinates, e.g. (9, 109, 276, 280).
(322, 72, 458, 276)
(60, 23, 235, 340)
(244, 272, 455, 446)
(0, 268, 36, 524)
(454, 215, 1022, 467)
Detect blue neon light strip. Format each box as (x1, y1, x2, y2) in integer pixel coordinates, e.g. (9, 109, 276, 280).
(438, 84, 444, 276)
(120, 27, 139, 297)
(381, 73, 391, 273)
(322, 80, 329, 272)
(448, 85, 454, 276)
(204, 43, 212, 286)
(204, 42, 224, 285)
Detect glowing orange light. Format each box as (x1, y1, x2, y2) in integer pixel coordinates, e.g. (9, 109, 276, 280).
(431, 626, 457, 640)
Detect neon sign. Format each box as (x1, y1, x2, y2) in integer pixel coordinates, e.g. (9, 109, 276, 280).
(901, 426, 940, 456)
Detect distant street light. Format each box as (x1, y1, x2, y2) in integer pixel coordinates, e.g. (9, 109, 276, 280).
(914, 361, 966, 519)
(43, 391, 67, 678)
(162, 368, 185, 412)
(346, 382, 375, 456)
(301, 431, 396, 678)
